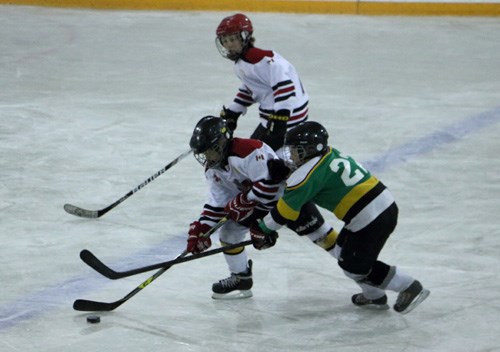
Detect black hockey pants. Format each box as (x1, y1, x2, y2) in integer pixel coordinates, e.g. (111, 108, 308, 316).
(336, 202, 399, 286)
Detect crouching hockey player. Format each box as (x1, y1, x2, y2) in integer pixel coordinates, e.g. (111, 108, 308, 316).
(250, 121, 430, 314)
(186, 116, 338, 299)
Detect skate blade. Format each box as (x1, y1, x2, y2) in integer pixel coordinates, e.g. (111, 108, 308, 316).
(356, 303, 390, 311)
(397, 289, 430, 314)
(211, 290, 253, 300)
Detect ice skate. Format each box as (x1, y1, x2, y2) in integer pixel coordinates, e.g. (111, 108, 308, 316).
(393, 280, 430, 314)
(212, 260, 253, 300)
(352, 293, 390, 310)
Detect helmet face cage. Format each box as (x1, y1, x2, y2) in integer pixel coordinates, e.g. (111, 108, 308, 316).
(282, 145, 298, 170)
(215, 33, 250, 60)
(283, 144, 320, 169)
(193, 137, 228, 169)
(190, 116, 232, 169)
(193, 151, 208, 167)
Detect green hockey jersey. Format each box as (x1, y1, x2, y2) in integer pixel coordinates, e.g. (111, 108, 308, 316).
(273, 147, 394, 232)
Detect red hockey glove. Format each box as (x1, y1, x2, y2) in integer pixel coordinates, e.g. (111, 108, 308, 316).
(250, 221, 278, 250)
(187, 221, 212, 254)
(224, 192, 258, 222)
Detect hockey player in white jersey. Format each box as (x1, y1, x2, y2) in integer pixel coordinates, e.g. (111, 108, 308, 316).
(215, 13, 308, 151)
(186, 116, 338, 299)
(214, 13, 339, 266)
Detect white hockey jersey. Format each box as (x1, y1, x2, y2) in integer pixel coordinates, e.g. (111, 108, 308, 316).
(227, 47, 309, 130)
(198, 137, 284, 227)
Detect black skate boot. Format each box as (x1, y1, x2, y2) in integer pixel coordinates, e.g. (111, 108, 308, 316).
(351, 293, 390, 310)
(393, 280, 430, 314)
(212, 260, 253, 300)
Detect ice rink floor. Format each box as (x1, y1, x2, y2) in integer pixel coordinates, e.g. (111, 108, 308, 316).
(1, 5, 500, 352)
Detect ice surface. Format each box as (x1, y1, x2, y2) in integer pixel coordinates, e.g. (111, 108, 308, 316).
(1, 6, 500, 352)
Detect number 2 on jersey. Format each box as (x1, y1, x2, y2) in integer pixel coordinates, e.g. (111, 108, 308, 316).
(329, 154, 367, 186)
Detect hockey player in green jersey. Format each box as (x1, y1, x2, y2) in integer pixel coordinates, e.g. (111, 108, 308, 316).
(250, 121, 430, 314)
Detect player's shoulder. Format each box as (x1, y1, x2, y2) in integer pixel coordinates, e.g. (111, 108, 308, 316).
(286, 156, 321, 189)
(286, 149, 335, 189)
(229, 138, 264, 158)
(242, 47, 274, 64)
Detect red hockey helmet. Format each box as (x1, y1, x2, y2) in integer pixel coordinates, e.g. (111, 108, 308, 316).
(216, 13, 253, 37)
(215, 14, 253, 60)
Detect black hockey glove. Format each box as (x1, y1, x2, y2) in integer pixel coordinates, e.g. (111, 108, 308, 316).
(267, 159, 291, 183)
(250, 220, 279, 250)
(220, 106, 241, 132)
(263, 109, 290, 150)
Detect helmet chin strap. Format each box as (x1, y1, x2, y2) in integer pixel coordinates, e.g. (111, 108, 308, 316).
(240, 31, 251, 45)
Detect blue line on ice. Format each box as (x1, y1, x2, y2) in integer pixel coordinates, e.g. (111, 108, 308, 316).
(363, 107, 500, 174)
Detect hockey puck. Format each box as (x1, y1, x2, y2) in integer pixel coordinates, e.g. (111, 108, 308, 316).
(86, 315, 100, 324)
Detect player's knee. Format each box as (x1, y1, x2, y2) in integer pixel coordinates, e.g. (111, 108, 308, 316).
(219, 223, 247, 243)
(338, 253, 372, 277)
(312, 228, 338, 252)
(220, 241, 245, 255)
(364, 262, 393, 287)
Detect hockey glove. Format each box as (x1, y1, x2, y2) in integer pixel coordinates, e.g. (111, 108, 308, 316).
(267, 159, 291, 183)
(187, 221, 212, 254)
(263, 110, 290, 150)
(220, 106, 241, 132)
(250, 220, 279, 250)
(224, 192, 258, 223)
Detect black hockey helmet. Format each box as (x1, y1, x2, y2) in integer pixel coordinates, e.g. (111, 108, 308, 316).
(284, 121, 329, 167)
(190, 116, 233, 169)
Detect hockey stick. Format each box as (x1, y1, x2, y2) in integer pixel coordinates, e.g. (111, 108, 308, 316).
(73, 217, 230, 312)
(81, 239, 253, 280)
(64, 149, 192, 218)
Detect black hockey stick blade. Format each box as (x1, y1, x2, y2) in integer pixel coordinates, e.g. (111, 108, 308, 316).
(73, 260, 178, 311)
(73, 298, 122, 312)
(64, 149, 192, 219)
(80, 249, 118, 278)
(81, 239, 254, 279)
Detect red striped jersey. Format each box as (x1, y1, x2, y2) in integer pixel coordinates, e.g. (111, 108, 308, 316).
(198, 137, 284, 227)
(227, 47, 309, 130)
